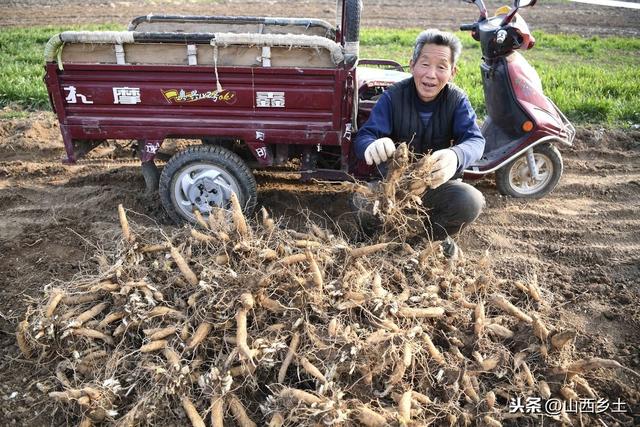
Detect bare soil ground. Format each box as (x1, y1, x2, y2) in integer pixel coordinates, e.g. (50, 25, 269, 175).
(0, 0, 639, 425)
(1, 0, 639, 37)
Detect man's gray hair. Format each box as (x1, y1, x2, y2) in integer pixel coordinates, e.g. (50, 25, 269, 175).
(412, 29, 462, 66)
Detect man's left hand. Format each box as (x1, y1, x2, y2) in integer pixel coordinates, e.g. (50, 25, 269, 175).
(429, 149, 458, 189)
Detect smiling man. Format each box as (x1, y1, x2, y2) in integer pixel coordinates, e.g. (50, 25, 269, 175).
(354, 29, 485, 253)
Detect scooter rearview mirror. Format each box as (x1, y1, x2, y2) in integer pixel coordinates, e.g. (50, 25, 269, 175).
(514, 0, 538, 8)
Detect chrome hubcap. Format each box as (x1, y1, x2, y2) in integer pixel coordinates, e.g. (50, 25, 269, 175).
(173, 164, 239, 220)
(508, 153, 553, 195)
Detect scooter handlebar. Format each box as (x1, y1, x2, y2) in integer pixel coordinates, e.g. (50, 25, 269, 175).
(460, 23, 475, 31)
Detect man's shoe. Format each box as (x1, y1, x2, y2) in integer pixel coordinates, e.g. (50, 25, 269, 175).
(441, 236, 462, 259)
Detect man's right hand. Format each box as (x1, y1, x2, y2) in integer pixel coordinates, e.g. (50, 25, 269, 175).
(364, 137, 396, 166)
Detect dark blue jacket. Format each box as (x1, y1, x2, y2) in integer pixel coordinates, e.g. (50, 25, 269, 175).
(355, 79, 485, 175)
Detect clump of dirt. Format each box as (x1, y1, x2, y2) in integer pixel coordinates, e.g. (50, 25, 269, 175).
(0, 111, 63, 162)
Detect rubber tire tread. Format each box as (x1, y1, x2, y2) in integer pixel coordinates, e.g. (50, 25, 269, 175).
(344, 0, 362, 43)
(159, 145, 257, 224)
(495, 143, 563, 199)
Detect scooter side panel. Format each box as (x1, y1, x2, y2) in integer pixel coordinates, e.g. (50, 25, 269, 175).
(482, 58, 531, 146)
(507, 53, 567, 136)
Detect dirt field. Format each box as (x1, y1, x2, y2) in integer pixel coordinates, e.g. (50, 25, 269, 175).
(1, 0, 640, 37)
(1, 0, 639, 425)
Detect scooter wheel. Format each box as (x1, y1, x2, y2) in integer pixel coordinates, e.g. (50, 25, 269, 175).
(159, 145, 257, 225)
(495, 143, 563, 199)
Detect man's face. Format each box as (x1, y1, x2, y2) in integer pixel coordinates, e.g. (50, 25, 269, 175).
(409, 43, 457, 102)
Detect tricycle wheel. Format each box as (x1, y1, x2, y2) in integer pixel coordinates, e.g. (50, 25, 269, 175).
(159, 145, 257, 224)
(495, 143, 563, 199)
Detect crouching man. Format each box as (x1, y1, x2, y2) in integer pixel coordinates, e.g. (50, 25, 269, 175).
(354, 29, 486, 254)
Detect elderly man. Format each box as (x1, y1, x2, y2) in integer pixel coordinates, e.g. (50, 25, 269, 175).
(354, 29, 485, 253)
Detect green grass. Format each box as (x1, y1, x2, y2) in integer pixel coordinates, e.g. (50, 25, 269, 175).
(360, 28, 640, 125)
(0, 24, 120, 109)
(0, 25, 638, 125)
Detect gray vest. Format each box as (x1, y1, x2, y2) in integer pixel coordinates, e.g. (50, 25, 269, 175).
(387, 78, 466, 154)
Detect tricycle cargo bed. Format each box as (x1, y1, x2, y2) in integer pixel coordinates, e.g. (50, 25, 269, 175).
(44, 28, 355, 165)
(127, 14, 336, 39)
(44, 1, 367, 223)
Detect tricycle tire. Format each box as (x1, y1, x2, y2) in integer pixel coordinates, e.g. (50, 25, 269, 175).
(495, 143, 563, 199)
(159, 145, 257, 224)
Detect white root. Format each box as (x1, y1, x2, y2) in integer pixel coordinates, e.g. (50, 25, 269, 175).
(236, 293, 255, 362)
(280, 387, 322, 405)
(118, 204, 133, 243)
(230, 193, 250, 239)
(551, 330, 577, 350)
(398, 390, 412, 423)
(532, 314, 549, 342)
(278, 332, 300, 383)
(474, 302, 485, 337)
(353, 404, 388, 427)
(45, 290, 65, 318)
(306, 250, 323, 290)
(486, 323, 514, 340)
(181, 396, 206, 427)
(423, 333, 445, 364)
(299, 356, 327, 383)
(170, 247, 199, 286)
(396, 306, 445, 318)
(491, 295, 533, 323)
(228, 394, 257, 427)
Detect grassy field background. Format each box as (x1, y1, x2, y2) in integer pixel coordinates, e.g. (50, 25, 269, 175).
(1, 25, 639, 125)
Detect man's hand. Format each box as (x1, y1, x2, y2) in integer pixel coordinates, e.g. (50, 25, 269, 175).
(364, 137, 396, 166)
(429, 149, 458, 189)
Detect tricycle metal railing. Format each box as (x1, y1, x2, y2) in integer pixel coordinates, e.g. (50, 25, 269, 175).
(127, 14, 336, 39)
(45, 31, 345, 68)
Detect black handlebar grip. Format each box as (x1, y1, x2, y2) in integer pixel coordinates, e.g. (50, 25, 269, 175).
(460, 23, 475, 31)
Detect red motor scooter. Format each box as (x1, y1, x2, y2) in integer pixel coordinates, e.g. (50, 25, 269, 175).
(460, 0, 575, 197)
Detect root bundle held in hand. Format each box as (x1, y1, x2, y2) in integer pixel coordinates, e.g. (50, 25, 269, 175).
(352, 143, 442, 238)
(19, 201, 633, 426)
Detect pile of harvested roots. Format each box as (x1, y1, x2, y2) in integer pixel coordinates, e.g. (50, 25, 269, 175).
(17, 148, 633, 426)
